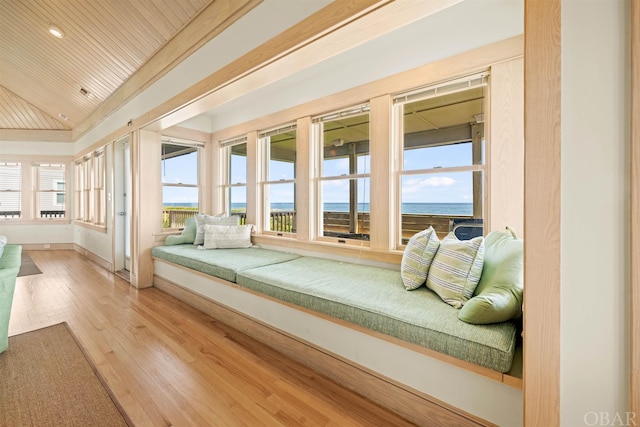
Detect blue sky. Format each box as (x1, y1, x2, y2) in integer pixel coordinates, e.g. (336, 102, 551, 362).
(162, 151, 198, 205)
(162, 143, 476, 207)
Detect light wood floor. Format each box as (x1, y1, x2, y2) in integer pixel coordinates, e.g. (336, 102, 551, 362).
(8, 250, 415, 427)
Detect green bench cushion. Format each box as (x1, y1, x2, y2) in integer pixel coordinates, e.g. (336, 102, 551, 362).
(236, 256, 517, 373)
(151, 245, 301, 282)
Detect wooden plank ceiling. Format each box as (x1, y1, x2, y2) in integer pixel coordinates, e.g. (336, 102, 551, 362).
(0, 0, 214, 133)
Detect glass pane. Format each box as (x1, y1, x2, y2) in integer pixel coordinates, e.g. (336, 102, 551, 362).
(83, 189, 91, 221)
(161, 144, 198, 185)
(74, 190, 82, 221)
(230, 143, 247, 184)
(162, 186, 198, 228)
(95, 188, 105, 226)
(321, 178, 370, 241)
(39, 192, 65, 218)
(36, 165, 65, 219)
(75, 163, 84, 200)
(95, 153, 105, 188)
(267, 130, 296, 181)
(404, 142, 474, 170)
(0, 192, 21, 218)
(400, 171, 483, 243)
(266, 182, 295, 233)
(0, 163, 21, 191)
(403, 87, 484, 171)
(0, 163, 21, 218)
(229, 186, 246, 225)
(322, 112, 370, 177)
(83, 160, 92, 190)
(56, 181, 65, 204)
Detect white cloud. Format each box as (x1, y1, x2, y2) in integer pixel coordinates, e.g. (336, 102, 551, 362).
(422, 176, 456, 187)
(402, 176, 456, 194)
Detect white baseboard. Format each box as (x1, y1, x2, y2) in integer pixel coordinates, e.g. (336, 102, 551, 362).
(73, 244, 113, 272)
(20, 243, 74, 251)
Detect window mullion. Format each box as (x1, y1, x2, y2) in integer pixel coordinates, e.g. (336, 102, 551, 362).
(400, 164, 483, 177)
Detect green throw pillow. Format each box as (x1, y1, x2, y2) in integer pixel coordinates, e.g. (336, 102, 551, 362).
(458, 227, 523, 324)
(401, 227, 440, 290)
(165, 217, 197, 245)
(426, 232, 484, 309)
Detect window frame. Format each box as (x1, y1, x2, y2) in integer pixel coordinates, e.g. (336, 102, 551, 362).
(0, 161, 23, 220)
(312, 104, 372, 245)
(0, 156, 71, 224)
(393, 73, 489, 248)
(74, 149, 106, 230)
(220, 135, 248, 222)
(160, 140, 202, 230)
(33, 162, 68, 220)
(258, 123, 297, 237)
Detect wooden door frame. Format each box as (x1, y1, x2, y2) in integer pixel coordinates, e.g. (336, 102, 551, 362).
(631, 0, 640, 418)
(523, 0, 562, 425)
(524, 0, 640, 422)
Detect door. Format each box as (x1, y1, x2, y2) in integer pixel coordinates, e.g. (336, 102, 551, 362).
(114, 137, 131, 274)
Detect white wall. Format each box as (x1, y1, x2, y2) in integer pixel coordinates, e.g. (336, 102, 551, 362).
(0, 141, 74, 156)
(0, 223, 73, 246)
(561, 0, 630, 425)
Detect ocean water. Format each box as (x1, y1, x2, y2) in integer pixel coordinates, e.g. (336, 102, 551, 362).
(237, 202, 472, 215)
(164, 202, 473, 215)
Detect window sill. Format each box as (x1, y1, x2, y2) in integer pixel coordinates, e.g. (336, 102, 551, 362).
(253, 234, 403, 267)
(74, 221, 107, 233)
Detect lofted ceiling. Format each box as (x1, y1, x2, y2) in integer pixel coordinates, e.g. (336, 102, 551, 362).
(0, 0, 257, 138)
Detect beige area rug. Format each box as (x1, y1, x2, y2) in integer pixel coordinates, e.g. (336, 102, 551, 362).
(0, 323, 133, 427)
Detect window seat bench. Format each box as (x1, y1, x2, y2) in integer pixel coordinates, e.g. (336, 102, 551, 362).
(151, 244, 518, 374)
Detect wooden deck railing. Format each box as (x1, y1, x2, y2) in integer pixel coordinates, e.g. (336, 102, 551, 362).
(162, 209, 198, 229)
(0, 210, 65, 219)
(162, 209, 477, 241)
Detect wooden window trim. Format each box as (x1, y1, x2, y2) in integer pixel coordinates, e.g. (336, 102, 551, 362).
(630, 0, 640, 417)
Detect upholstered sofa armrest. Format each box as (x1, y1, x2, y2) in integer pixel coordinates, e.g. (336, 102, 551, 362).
(0, 244, 23, 353)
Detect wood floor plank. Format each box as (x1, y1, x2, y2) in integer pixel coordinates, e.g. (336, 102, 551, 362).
(8, 250, 415, 427)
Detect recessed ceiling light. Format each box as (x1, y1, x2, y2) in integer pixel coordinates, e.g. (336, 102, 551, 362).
(58, 113, 68, 121)
(49, 24, 65, 39)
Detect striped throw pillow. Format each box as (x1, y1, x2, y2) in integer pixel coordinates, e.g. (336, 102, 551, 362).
(426, 232, 485, 308)
(401, 227, 440, 290)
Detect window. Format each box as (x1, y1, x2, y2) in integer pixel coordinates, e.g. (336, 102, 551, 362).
(0, 159, 70, 222)
(74, 149, 105, 227)
(93, 150, 106, 226)
(314, 104, 370, 242)
(0, 162, 21, 219)
(34, 163, 66, 218)
(55, 181, 65, 206)
(394, 74, 487, 244)
(220, 136, 247, 223)
(259, 124, 297, 235)
(161, 141, 200, 229)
